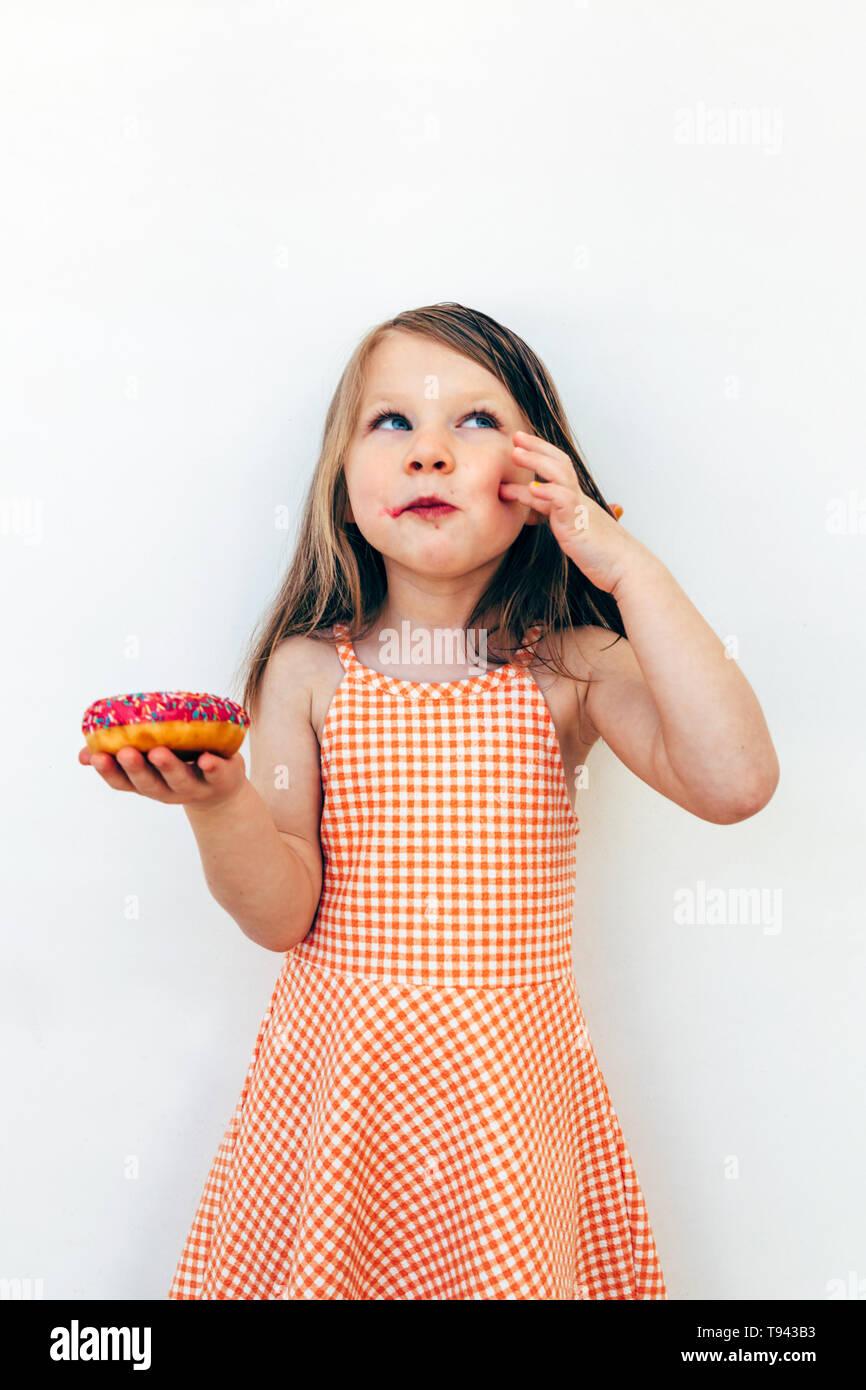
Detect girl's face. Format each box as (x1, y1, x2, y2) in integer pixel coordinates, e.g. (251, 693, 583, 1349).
(342, 331, 539, 579)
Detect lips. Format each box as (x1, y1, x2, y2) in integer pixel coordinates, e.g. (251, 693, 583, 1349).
(395, 495, 457, 517)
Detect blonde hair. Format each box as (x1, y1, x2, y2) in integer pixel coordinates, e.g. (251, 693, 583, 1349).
(233, 302, 625, 719)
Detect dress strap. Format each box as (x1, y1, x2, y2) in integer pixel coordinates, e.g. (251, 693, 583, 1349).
(331, 621, 358, 675)
(511, 623, 544, 668)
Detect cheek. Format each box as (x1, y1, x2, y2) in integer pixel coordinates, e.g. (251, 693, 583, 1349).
(492, 435, 522, 476)
(490, 461, 523, 498)
(343, 463, 381, 513)
(353, 493, 389, 525)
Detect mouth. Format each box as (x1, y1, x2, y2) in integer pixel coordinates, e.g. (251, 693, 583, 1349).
(392, 496, 457, 519)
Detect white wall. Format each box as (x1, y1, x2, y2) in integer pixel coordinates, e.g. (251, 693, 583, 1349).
(2, 0, 863, 1301)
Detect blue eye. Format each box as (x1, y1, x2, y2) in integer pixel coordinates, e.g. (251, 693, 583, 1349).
(370, 411, 410, 431)
(368, 409, 502, 431)
(463, 411, 500, 428)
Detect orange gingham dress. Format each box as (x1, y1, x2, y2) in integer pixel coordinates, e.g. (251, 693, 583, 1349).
(168, 622, 667, 1301)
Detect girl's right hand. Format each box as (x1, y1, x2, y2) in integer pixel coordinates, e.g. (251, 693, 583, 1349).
(79, 744, 248, 809)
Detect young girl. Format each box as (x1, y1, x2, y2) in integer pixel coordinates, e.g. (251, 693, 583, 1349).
(82, 302, 778, 1300)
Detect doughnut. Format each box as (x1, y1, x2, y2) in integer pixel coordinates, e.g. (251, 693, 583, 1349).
(82, 691, 250, 760)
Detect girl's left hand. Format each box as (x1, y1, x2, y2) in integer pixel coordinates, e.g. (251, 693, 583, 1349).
(499, 430, 637, 595)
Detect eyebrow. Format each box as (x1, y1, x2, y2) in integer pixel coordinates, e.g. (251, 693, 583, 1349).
(360, 389, 507, 408)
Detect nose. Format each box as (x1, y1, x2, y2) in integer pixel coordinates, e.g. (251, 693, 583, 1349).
(403, 434, 455, 474)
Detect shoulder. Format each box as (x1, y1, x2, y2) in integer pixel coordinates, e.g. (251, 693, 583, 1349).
(272, 626, 341, 668)
(532, 623, 629, 682)
(255, 628, 341, 719)
(532, 623, 633, 748)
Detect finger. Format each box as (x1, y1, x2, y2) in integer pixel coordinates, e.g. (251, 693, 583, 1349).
(531, 479, 594, 513)
(512, 445, 577, 489)
(144, 746, 206, 793)
(500, 480, 556, 515)
(90, 750, 138, 792)
(500, 479, 549, 504)
(199, 752, 248, 792)
(115, 746, 181, 798)
(509, 476, 572, 501)
(511, 444, 558, 477)
(512, 430, 568, 462)
(79, 746, 92, 766)
(196, 751, 229, 781)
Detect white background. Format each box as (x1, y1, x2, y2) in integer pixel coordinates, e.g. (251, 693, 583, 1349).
(1, 0, 864, 1301)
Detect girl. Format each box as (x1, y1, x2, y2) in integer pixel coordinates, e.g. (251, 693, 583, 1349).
(81, 302, 779, 1300)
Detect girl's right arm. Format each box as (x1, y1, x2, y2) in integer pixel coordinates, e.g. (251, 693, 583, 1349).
(79, 635, 324, 953)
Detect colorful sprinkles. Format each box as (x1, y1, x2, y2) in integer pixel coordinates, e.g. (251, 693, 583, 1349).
(82, 691, 250, 735)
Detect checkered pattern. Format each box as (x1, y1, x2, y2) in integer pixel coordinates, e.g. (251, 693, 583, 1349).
(167, 623, 666, 1300)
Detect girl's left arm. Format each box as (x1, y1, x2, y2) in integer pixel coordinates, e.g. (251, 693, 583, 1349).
(588, 551, 779, 823)
(501, 431, 780, 825)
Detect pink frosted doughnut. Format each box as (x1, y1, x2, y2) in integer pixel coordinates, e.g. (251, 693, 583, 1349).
(82, 691, 249, 759)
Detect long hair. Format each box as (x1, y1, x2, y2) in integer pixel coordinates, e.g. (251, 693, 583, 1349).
(232, 302, 626, 719)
